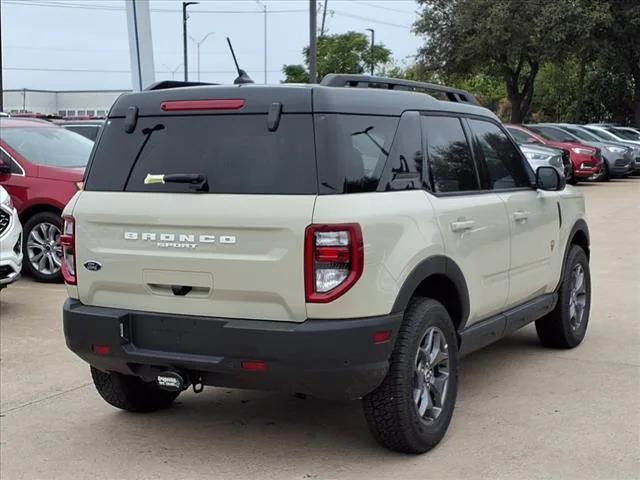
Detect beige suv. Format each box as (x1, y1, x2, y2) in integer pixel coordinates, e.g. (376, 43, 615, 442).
(62, 75, 592, 453)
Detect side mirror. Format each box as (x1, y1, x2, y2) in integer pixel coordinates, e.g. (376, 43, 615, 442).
(0, 159, 11, 174)
(536, 166, 565, 191)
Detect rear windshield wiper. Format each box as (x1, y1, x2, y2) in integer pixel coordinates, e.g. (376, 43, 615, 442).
(145, 173, 209, 192)
(122, 123, 165, 191)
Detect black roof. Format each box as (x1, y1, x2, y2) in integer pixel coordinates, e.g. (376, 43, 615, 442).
(109, 77, 494, 120)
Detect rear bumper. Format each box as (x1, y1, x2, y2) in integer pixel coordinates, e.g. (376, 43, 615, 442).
(63, 299, 403, 400)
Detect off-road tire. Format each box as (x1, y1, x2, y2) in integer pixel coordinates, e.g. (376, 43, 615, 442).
(362, 298, 459, 454)
(535, 245, 591, 348)
(91, 366, 180, 413)
(22, 211, 63, 283)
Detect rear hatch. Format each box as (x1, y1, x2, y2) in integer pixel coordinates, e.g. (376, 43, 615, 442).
(72, 86, 316, 322)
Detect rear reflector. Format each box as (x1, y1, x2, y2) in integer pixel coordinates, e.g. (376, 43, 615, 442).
(241, 360, 267, 372)
(160, 99, 245, 111)
(92, 345, 111, 356)
(373, 330, 392, 344)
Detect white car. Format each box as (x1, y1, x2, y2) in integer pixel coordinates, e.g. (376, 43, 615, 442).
(0, 186, 23, 290)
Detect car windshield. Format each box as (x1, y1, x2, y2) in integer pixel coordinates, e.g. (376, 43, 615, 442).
(564, 127, 597, 142)
(1, 126, 93, 168)
(585, 128, 618, 142)
(609, 128, 640, 141)
(528, 126, 575, 143)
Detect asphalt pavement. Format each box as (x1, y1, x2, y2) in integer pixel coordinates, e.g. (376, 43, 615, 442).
(1, 179, 639, 480)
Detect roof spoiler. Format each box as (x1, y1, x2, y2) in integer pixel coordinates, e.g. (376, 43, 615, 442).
(320, 74, 480, 106)
(145, 80, 217, 91)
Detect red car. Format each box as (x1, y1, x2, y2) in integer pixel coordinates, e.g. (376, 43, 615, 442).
(0, 118, 93, 282)
(506, 124, 603, 183)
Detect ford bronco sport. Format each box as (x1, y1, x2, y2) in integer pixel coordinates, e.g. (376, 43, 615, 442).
(62, 75, 591, 454)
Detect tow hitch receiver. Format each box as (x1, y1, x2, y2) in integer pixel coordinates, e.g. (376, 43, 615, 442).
(156, 371, 186, 392)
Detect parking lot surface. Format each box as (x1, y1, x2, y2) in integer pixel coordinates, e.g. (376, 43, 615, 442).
(1, 180, 639, 480)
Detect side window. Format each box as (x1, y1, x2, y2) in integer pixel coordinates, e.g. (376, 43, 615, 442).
(0, 149, 22, 174)
(378, 111, 423, 191)
(421, 115, 479, 193)
(507, 127, 532, 144)
(468, 119, 531, 190)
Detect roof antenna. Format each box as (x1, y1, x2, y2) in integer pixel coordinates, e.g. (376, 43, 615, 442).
(227, 37, 254, 85)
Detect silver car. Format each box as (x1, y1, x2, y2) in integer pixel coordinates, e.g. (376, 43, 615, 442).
(519, 143, 569, 179)
(537, 124, 635, 180)
(582, 125, 640, 174)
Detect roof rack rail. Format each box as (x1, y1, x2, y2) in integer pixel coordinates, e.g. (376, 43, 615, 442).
(320, 74, 480, 106)
(145, 80, 218, 91)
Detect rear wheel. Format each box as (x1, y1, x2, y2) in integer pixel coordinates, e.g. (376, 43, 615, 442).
(599, 163, 610, 182)
(22, 211, 63, 283)
(91, 366, 180, 413)
(363, 298, 458, 453)
(536, 245, 591, 348)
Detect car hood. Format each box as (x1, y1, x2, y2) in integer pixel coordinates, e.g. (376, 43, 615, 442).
(37, 164, 85, 182)
(519, 144, 563, 156)
(545, 140, 596, 152)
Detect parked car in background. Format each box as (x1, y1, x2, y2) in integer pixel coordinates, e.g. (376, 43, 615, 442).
(506, 124, 602, 183)
(534, 124, 633, 180)
(610, 126, 640, 142)
(582, 125, 640, 173)
(0, 118, 93, 282)
(53, 119, 104, 142)
(0, 186, 23, 290)
(517, 144, 572, 181)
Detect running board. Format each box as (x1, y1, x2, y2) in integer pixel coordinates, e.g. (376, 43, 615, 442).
(458, 293, 557, 356)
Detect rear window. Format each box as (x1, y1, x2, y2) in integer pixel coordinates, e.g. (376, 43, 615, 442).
(85, 114, 317, 194)
(0, 126, 93, 168)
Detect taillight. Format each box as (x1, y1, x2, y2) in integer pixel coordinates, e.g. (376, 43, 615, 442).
(305, 224, 363, 303)
(61, 215, 76, 285)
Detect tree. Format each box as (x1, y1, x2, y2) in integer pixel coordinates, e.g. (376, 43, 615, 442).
(413, 0, 610, 123)
(282, 31, 391, 83)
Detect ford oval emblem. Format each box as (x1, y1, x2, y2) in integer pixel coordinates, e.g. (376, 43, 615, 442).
(84, 261, 102, 272)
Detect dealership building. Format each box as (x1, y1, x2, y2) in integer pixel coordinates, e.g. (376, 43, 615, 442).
(2, 89, 130, 117)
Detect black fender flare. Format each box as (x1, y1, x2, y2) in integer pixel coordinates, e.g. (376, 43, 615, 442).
(391, 255, 470, 331)
(556, 218, 590, 290)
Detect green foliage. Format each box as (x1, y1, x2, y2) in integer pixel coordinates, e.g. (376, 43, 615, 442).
(282, 31, 391, 83)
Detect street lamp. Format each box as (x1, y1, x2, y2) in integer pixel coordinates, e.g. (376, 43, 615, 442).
(255, 0, 267, 84)
(182, 1, 199, 81)
(162, 64, 183, 80)
(189, 31, 214, 81)
(365, 28, 375, 76)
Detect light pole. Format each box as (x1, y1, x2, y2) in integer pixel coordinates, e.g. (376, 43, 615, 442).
(365, 28, 375, 76)
(182, 1, 199, 81)
(163, 64, 183, 80)
(190, 31, 214, 81)
(309, 0, 317, 83)
(255, 0, 267, 84)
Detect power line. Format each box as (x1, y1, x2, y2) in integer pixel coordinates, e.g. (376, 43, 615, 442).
(351, 1, 417, 15)
(332, 10, 412, 29)
(3, 1, 305, 14)
(4, 66, 282, 74)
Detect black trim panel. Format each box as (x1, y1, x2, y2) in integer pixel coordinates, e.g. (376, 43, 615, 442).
(459, 293, 557, 356)
(391, 255, 470, 328)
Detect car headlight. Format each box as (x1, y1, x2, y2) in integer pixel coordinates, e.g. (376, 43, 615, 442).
(605, 145, 628, 153)
(549, 155, 563, 169)
(523, 151, 552, 162)
(571, 147, 594, 155)
(1, 194, 13, 210)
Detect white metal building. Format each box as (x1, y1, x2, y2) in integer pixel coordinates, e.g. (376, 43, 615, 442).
(2, 89, 130, 117)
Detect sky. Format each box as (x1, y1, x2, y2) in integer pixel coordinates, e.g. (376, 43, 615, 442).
(2, 0, 424, 90)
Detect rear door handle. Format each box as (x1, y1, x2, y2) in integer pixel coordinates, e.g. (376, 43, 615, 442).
(450, 220, 475, 232)
(513, 211, 530, 222)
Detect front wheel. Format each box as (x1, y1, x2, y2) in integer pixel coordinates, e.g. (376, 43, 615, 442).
(363, 298, 459, 453)
(536, 245, 591, 348)
(22, 211, 63, 283)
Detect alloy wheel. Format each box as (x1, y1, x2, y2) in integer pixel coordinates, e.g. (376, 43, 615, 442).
(413, 327, 450, 422)
(568, 264, 587, 331)
(27, 222, 62, 275)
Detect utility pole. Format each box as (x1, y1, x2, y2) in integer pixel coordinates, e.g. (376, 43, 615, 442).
(365, 28, 375, 76)
(255, 1, 267, 84)
(182, 2, 199, 81)
(320, 0, 328, 37)
(190, 32, 214, 81)
(309, 0, 317, 83)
